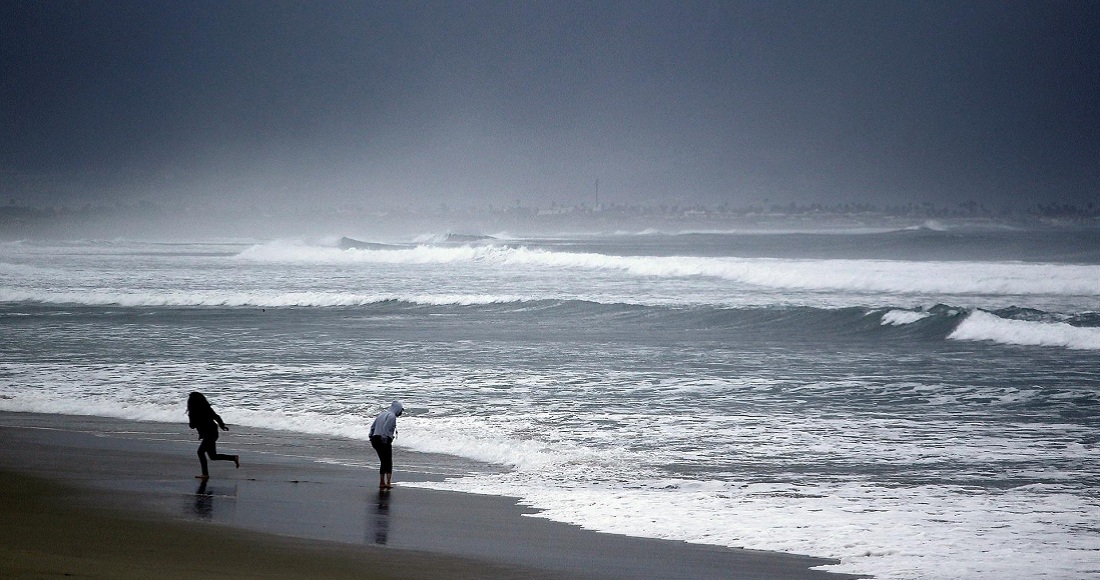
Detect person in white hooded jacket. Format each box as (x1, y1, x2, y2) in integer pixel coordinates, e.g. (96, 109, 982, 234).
(369, 401, 403, 489)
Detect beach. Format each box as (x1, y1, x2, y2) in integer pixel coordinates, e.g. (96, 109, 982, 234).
(0, 411, 861, 580)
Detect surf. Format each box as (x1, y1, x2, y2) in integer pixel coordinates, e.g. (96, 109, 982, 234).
(949, 310, 1100, 350)
(232, 239, 1100, 297)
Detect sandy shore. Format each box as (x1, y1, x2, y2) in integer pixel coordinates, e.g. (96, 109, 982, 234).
(0, 411, 865, 579)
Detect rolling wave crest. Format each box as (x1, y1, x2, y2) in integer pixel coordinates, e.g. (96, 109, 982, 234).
(949, 310, 1100, 350)
(236, 240, 1100, 296)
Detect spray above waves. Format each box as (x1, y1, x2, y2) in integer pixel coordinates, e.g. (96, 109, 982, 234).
(880, 309, 934, 325)
(0, 289, 532, 308)
(235, 239, 1100, 297)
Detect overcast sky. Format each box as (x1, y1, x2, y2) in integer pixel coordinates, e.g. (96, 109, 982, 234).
(3, 0, 1098, 211)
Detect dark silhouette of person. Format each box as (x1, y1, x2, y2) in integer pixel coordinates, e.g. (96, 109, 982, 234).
(369, 401, 403, 489)
(187, 391, 239, 479)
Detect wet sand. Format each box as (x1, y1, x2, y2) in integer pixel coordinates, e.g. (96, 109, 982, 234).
(0, 411, 865, 579)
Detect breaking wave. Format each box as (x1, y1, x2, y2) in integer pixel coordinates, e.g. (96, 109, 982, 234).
(948, 310, 1100, 350)
(235, 241, 1100, 296)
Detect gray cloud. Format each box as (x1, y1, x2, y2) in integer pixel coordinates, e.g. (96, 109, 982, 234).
(3, 0, 1098, 211)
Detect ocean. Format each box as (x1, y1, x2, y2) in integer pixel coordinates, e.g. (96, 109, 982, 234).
(1, 225, 1098, 579)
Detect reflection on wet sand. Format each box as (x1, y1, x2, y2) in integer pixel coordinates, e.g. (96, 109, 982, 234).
(371, 489, 390, 545)
(187, 479, 238, 521)
(193, 479, 212, 518)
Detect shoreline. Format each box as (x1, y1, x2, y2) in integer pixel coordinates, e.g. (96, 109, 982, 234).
(0, 411, 865, 579)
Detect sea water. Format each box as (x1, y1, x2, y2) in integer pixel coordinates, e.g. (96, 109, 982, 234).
(1, 226, 1098, 579)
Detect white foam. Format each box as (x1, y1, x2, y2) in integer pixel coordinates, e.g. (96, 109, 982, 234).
(408, 468, 1100, 580)
(6, 241, 1097, 315)
(233, 241, 1100, 297)
(881, 309, 932, 325)
(0, 387, 182, 423)
(949, 310, 1100, 350)
(398, 417, 567, 470)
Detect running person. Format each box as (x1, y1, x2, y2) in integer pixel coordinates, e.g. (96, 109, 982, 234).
(187, 392, 240, 479)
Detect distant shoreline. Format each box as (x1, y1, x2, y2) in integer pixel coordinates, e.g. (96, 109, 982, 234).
(2, 200, 1096, 242)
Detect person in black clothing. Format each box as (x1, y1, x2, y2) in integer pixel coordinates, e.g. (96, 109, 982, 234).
(369, 401, 404, 489)
(187, 391, 239, 479)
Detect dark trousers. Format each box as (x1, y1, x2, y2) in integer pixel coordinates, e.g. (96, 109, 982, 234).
(197, 430, 235, 476)
(370, 435, 393, 474)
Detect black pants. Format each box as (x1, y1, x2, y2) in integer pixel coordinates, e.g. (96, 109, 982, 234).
(197, 430, 234, 475)
(370, 435, 393, 474)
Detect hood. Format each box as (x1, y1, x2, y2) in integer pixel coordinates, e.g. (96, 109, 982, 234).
(389, 401, 404, 416)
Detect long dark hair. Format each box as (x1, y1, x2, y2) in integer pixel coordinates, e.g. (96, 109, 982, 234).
(187, 391, 213, 427)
